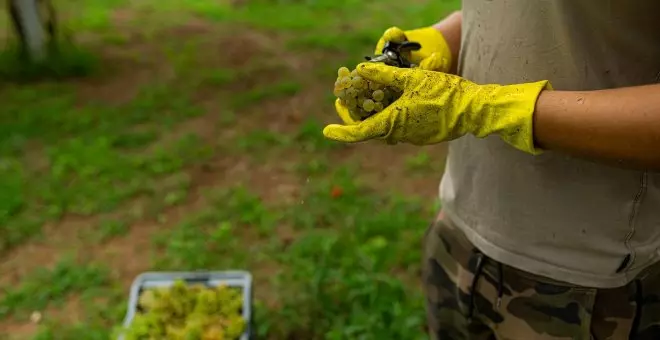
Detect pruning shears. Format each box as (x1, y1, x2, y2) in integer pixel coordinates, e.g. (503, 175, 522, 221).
(364, 40, 422, 68)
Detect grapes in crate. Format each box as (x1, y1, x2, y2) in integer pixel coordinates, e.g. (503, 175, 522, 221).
(334, 66, 403, 120)
(119, 279, 246, 340)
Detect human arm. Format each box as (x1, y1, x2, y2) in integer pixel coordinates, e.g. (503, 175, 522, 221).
(534, 84, 660, 169)
(431, 11, 462, 74)
(324, 62, 660, 171)
(323, 63, 660, 171)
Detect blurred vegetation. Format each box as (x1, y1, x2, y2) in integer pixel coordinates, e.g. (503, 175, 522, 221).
(0, 0, 457, 338)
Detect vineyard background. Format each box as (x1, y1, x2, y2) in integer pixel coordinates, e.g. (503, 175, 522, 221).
(0, 0, 458, 338)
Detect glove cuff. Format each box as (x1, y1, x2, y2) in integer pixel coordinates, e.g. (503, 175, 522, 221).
(474, 81, 551, 155)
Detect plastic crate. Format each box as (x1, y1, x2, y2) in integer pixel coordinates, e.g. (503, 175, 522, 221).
(119, 271, 253, 340)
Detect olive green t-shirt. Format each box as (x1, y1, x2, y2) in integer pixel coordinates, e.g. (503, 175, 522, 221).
(440, 0, 660, 288)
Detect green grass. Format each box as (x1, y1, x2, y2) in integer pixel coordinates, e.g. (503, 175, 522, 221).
(263, 170, 430, 339)
(92, 218, 131, 241)
(0, 259, 110, 319)
(0, 0, 457, 338)
(406, 150, 433, 172)
(0, 40, 98, 82)
(231, 81, 303, 109)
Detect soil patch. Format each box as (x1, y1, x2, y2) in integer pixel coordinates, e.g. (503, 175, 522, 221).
(341, 143, 447, 198)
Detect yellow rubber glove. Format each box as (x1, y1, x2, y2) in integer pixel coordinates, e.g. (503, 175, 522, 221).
(334, 98, 360, 126)
(323, 63, 552, 155)
(375, 26, 452, 72)
(334, 26, 454, 126)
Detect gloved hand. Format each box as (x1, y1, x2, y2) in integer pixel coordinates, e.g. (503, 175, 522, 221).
(375, 26, 452, 72)
(333, 26, 455, 126)
(323, 63, 552, 155)
(333, 98, 360, 126)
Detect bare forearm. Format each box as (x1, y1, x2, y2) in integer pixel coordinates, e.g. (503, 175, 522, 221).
(533, 84, 660, 169)
(433, 11, 462, 74)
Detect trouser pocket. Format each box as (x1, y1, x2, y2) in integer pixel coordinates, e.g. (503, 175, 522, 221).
(422, 211, 598, 340)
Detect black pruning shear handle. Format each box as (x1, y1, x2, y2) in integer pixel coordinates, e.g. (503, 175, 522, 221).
(364, 40, 422, 68)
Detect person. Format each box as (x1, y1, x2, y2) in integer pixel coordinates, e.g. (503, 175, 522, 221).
(323, 1, 660, 339)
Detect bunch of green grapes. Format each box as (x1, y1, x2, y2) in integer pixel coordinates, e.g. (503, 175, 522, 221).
(121, 280, 246, 340)
(334, 66, 403, 120)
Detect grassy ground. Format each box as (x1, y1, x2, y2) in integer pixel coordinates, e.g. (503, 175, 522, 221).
(0, 0, 458, 338)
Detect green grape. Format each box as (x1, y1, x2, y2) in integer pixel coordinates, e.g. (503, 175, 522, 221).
(123, 314, 158, 339)
(203, 325, 225, 339)
(224, 315, 247, 338)
(369, 81, 382, 91)
(166, 324, 187, 339)
(148, 289, 173, 314)
(372, 89, 384, 102)
(182, 316, 205, 338)
(332, 66, 403, 120)
(356, 108, 372, 119)
(345, 97, 357, 109)
(351, 76, 367, 90)
(362, 99, 375, 112)
(384, 88, 398, 102)
(339, 76, 351, 88)
(172, 278, 188, 293)
(381, 98, 391, 108)
(138, 289, 156, 310)
(195, 290, 219, 314)
(121, 280, 246, 340)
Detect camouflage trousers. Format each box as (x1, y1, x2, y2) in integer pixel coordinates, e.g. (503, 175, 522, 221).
(422, 211, 660, 340)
